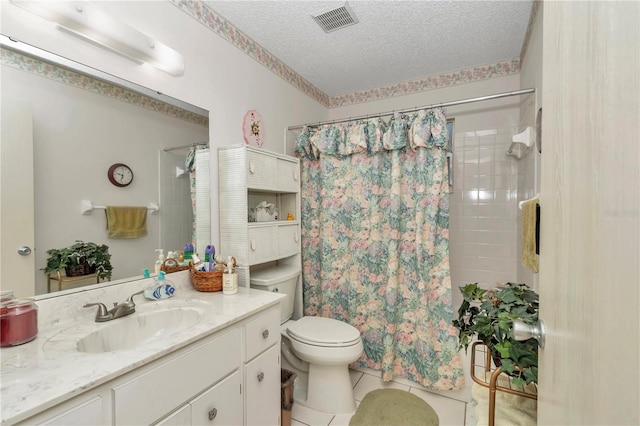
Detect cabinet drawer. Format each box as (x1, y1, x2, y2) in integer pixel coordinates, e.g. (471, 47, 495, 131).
(245, 345, 281, 426)
(113, 329, 241, 425)
(247, 150, 277, 190)
(277, 159, 300, 192)
(278, 224, 300, 258)
(248, 226, 278, 265)
(191, 371, 242, 426)
(244, 307, 280, 361)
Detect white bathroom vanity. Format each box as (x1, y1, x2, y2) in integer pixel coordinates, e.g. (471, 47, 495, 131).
(0, 272, 284, 425)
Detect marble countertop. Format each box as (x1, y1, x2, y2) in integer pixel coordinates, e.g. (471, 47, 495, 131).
(0, 272, 284, 425)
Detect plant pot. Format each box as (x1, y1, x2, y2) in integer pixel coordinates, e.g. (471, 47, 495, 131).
(65, 261, 96, 277)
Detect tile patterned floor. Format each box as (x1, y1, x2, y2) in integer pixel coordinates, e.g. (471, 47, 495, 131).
(290, 368, 468, 426)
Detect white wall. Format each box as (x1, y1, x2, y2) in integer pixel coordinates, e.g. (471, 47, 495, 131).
(1, 1, 328, 257)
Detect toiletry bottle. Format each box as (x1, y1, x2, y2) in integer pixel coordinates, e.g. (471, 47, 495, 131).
(144, 271, 176, 300)
(205, 245, 215, 271)
(191, 253, 203, 270)
(222, 256, 238, 295)
(154, 249, 165, 275)
(183, 243, 194, 262)
(143, 268, 150, 279)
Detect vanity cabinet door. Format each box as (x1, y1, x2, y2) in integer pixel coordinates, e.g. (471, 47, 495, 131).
(191, 371, 242, 426)
(245, 345, 280, 426)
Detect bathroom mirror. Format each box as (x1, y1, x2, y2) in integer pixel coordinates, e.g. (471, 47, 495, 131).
(0, 36, 210, 298)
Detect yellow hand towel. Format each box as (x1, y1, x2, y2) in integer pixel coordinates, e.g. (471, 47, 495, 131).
(521, 197, 539, 273)
(105, 206, 148, 239)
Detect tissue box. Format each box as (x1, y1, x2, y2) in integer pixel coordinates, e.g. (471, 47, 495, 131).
(253, 201, 278, 222)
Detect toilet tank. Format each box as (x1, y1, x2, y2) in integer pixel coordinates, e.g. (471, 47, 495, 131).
(249, 264, 300, 324)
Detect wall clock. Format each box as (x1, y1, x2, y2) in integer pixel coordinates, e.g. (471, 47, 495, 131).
(242, 110, 264, 147)
(107, 163, 134, 187)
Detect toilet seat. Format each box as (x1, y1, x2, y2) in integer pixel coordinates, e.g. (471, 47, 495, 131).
(286, 316, 361, 347)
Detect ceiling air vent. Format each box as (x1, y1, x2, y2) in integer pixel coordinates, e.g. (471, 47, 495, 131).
(311, 2, 359, 33)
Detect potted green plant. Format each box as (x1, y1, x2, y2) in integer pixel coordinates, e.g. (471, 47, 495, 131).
(42, 241, 113, 281)
(453, 282, 539, 386)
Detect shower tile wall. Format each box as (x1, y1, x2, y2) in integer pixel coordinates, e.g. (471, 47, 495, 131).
(449, 127, 520, 310)
(160, 152, 193, 253)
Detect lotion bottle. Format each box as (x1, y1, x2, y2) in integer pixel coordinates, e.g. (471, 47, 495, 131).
(222, 256, 238, 295)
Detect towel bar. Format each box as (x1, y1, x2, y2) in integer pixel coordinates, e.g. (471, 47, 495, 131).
(81, 200, 159, 215)
(518, 193, 539, 210)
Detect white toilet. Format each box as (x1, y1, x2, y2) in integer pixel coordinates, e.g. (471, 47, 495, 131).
(250, 264, 363, 414)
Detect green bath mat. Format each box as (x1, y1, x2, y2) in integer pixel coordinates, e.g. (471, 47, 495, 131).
(349, 389, 439, 426)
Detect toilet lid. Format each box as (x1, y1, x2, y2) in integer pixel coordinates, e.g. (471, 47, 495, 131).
(286, 317, 361, 346)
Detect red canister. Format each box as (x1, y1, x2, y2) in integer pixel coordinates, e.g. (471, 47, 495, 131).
(0, 298, 38, 347)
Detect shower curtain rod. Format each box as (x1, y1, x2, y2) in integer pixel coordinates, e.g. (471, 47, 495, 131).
(163, 141, 209, 152)
(287, 88, 535, 131)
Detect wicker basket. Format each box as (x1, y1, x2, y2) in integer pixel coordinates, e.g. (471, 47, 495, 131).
(160, 258, 190, 274)
(189, 257, 236, 292)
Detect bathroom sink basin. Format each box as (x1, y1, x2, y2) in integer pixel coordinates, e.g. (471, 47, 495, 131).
(77, 307, 204, 353)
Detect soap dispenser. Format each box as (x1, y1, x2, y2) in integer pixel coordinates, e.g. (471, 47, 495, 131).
(154, 249, 165, 275)
(144, 271, 176, 300)
(222, 256, 238, 295)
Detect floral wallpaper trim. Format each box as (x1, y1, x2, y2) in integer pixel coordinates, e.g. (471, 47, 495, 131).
(170, 0, 521, 109)
(328, 59, 521, 108)
(169, 0, 330, 107)
(1, 48, 209, 127)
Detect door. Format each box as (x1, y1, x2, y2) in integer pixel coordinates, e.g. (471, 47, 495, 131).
(539, 2, 639, 424)
(1, 96, 35, 297)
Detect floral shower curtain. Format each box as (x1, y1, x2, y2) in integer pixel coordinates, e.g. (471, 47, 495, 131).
(295, 108, 464, 390)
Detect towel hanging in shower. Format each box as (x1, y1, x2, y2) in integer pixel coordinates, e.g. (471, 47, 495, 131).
(521, 197, 539, 272)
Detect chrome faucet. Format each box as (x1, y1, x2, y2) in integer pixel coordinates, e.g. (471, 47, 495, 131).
(84, 290, 144, 322)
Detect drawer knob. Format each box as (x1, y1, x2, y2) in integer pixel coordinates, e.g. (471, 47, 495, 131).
(293, 170, 299, 181)
(208, 408, 218, 421)
(272, 288, 279, 293)
(249, 162, 255, 174)
(257, 372, 265, 382)
(294, 232, 299, 242)
(250, 240, 256, 250)
(262, 329, 270, 339)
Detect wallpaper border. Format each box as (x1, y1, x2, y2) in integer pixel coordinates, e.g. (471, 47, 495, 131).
(1, 48, 209, 127)
(172, 0, 525, 109)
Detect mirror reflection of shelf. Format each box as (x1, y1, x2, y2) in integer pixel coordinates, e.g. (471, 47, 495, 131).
(47, 271, 100, 293)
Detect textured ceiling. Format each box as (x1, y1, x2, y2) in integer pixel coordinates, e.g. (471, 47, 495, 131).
(203, 1, 533, 97)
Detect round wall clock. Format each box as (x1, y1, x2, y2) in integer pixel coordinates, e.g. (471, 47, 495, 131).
(242, 110, 264, 147)
(107, 163, 134, 187)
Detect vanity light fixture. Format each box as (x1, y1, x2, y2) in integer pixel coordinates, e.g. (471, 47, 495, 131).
(9, 0, 185, 76)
